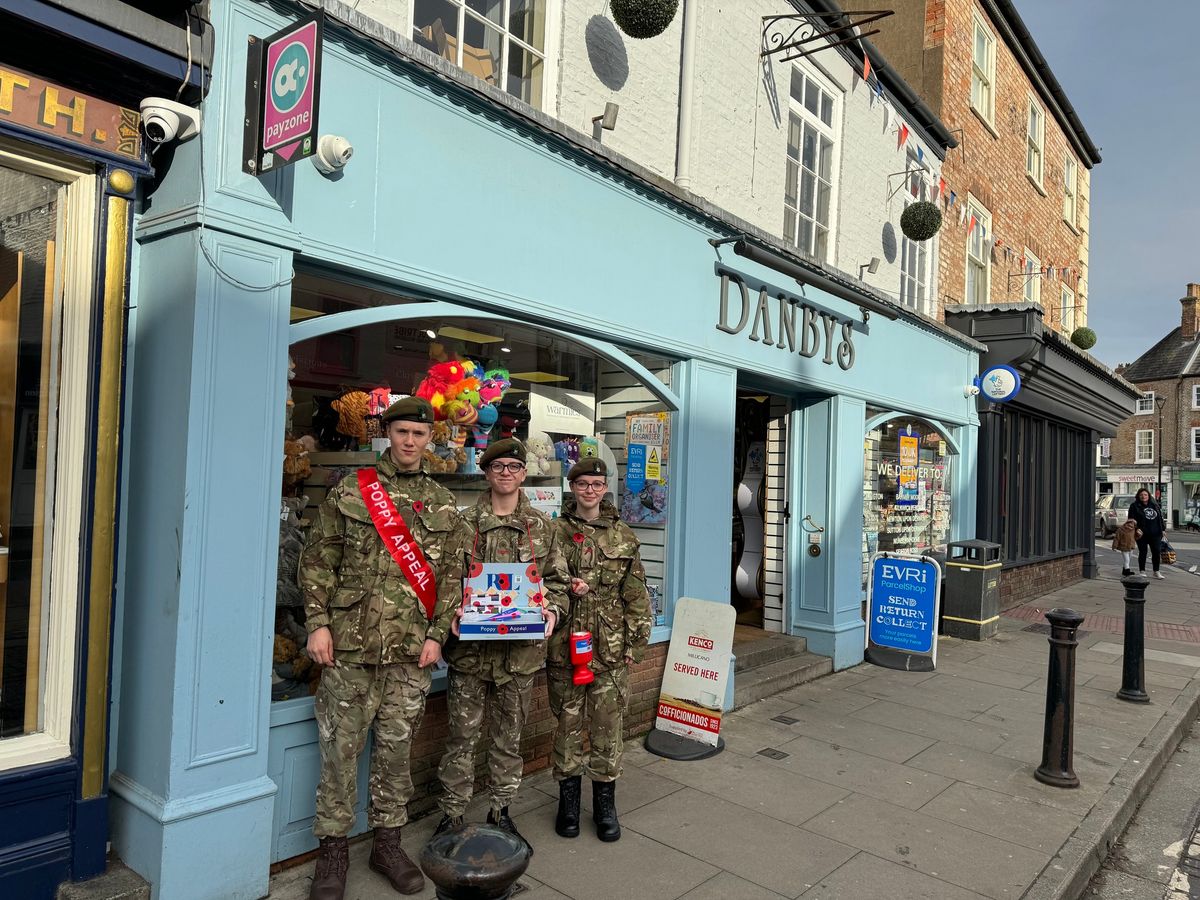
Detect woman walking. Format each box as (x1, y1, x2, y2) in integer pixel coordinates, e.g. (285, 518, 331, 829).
(1128, 489, 1166, 579)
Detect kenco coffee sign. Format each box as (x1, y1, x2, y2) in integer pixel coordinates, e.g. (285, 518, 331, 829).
(0, 66, 142, 159)
(715, 263, 863, 370)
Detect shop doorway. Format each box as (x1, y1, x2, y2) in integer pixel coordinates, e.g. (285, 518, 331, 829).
(732, 390, 791, 634)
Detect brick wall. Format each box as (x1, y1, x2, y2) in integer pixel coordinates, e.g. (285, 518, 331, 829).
(999, 554, 1083, 609)
(1109, 376, 1200, 469)
(402, 644, 668, 820)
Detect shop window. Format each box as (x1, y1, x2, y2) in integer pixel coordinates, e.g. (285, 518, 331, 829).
(965, 196, 991, 304)
(274, 281, 675, 702)
(1136, 391, 1154, 415)
(971, 14, 996, 125)
(783, 66, 838, 262)
(0, 152, 95, 767)
(1135, 429, 1154, 464)
(862, 416, 953, 586)
(411, 0, 549, 108)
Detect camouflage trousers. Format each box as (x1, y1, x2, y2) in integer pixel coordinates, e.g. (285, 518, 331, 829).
(312, 661, 432, 838)
(437, 668, 534, 817)
(547, 666, 629, 782)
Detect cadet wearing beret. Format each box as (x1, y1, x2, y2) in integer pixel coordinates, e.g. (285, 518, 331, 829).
(300, 394, 461, 900)
(434, 437, 570, 852)
(546, 457, 650, 842)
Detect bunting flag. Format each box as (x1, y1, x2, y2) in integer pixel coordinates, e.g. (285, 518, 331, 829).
(882, 103, 890, 130)
(967, 214, 977, 235)
(959, 203, 968, 226)
(917, 146, 924, 165)
(938, 176, 946, 200)
(947, 190, 957, 208)
(898, 123, 910, 149)
(875, 80, 884, 100)
(980, 223, 987, 242)
(863, 55, 871, 82)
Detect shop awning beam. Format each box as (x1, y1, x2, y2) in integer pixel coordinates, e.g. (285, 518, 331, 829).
(730, 240, 900, 321)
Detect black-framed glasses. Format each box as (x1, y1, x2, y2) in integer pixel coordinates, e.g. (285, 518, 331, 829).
(487, 462, 526, 474)
(572, 481, 607, 492)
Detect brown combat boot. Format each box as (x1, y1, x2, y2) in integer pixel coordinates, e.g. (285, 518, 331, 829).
(368, 826, 424, 895)
(309, 835, 349, 900)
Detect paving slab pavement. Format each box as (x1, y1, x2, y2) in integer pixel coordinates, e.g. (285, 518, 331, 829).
(268, 569, 1200, 900)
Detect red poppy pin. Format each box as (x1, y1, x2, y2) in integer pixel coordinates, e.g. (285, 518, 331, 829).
(412, 501, 424, 513)
(573, 532, 585, 544)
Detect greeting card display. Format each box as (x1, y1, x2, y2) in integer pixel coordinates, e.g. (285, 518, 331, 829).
(459, 562, 546, 640)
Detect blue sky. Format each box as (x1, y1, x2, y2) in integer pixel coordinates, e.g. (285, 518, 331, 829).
(1012, 0, 1200, 368)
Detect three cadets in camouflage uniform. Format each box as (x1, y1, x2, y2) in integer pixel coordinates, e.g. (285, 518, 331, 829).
(435, 438, 570, 849)
(547, 458, 651, 842)
(300, 397, 461, 899)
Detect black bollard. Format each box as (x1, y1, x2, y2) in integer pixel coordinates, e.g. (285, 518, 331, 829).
(420, 823, 530, 900)
(1034, 607, 1086, 789)
(1117, 574, 1151, 703)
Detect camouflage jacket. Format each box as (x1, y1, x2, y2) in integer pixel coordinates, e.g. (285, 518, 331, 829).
(443, 490, 569, 680)
(547, 499, 651, 671)
(299, 454, 463, 665)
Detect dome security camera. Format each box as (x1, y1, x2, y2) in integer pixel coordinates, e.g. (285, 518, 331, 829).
(964, 384, 981, 398)
(139, 98, 201, 144)
(313, 135, 354, 175)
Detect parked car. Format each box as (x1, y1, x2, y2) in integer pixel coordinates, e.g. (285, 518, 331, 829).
(1095, 493, 1137, 537)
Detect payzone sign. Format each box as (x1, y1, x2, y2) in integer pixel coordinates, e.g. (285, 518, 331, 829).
(244, 11, 323, 174)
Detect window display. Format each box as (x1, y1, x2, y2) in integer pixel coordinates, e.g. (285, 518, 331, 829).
(862, 415, 953, 587)
(273, 274, 674, 701)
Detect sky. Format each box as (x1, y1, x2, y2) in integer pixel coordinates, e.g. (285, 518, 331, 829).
(1011, 0, 1200, 369)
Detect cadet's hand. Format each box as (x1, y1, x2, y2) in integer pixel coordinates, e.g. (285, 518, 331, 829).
(418, 638, 442, 668)
(625, 655, 634, 665)
(543, 609, 557, 639)
(1137, 529, 1143, 538)
(570, 577, 590, 596)
(307, 626, 335, 667)
(450, 605, 464, 637)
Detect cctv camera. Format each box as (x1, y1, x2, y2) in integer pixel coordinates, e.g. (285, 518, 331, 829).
(139, 98, 201, 144)
(964, 385, 981, 398)
(313, 135, 354, 174)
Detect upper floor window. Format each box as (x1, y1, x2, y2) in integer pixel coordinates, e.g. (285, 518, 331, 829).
(412, 0, 549, 108)
(1023, 248, 1040, 305)
(899, 152, 929, 313)
(1059, 284, 1076, 334)
(1192, 427, 1200, 462)
(1135, 429, 1154, 464)
(1063, 157, 1078, 227)
(1136, 391, 1155, 415)
(1026, 98, 1044, 185)
(965, 196, 992, 304)
(783, 67, 839, 261)
(1192, 384, 1200, 410)
(971, 15, 996, 124)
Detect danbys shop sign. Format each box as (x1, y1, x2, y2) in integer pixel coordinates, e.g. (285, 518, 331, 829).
(715, 263, 865, 370)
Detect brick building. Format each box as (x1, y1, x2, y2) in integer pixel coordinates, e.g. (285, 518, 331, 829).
(1103, 284, 1200, 527)
(841, 0, 1100, 333)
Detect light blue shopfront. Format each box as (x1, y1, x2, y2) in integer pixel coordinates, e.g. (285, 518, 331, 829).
(107, 2, 981, 897)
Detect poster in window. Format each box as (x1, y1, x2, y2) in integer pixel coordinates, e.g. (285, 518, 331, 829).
(897, 431, 919, 507)
(622, 412, 669, 527)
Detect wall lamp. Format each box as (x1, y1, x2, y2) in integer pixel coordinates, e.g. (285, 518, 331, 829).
(859, 257, 880, 279)
(592, 102, 619, 142)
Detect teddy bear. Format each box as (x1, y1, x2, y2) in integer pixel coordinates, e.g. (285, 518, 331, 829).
(282, 437, 312, 493)
(526, 434, 556, 476)
(423, 420, 466, 473)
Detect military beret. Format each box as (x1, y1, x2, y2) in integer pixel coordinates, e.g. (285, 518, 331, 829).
(479, 438, 527, 469)
(382, 396, 434, 425)
(568, 458, 608, 481)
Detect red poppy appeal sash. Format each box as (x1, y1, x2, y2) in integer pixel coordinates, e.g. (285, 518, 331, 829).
(357, 469, 437, 621)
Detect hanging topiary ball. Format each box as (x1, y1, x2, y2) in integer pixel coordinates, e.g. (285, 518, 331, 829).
(900, 201, 943, 242)
(610, 0, 679, 39)
(1071, 327, 1097, 350)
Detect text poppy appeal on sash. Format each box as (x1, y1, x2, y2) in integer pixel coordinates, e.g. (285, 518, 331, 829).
(357, 469, 437, 621)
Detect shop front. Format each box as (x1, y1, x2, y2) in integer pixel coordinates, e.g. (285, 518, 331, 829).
(109, 3, 982, 897)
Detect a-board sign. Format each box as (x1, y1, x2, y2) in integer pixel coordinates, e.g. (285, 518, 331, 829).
(865, 553, 942, 672)
(655, 597, 735, 746)
(243, 11, 324, 174)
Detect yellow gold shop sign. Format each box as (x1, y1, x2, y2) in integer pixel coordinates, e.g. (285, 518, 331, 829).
(0, 65, 142, 159)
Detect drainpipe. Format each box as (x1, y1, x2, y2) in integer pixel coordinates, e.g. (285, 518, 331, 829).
(674, 0, 697, 190)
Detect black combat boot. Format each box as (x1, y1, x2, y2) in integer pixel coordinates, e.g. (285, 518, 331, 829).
(555, 776, 582, 838)
(488, 806, 532, 856)
(369, 826, 424, 895)
(432, 813, 464, 838)
(309, 835, 349, 900)
(592, 781, 621, 842)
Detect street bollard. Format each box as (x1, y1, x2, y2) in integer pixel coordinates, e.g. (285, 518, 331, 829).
(420, 823, 530, 900)
(1034, 607, 1086, 789)
(1117, 574, 1151, 703)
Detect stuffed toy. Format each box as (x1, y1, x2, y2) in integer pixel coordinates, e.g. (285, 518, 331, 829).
(496, 399, 531, 440)
(312, 396, 357, 450)
(330, 390, 370, 444)
(526, 434, 556, 476)
(480, 368, 511, 405)
(579, 436, 600, 460)
(554, 437, 580, 469)
(423, 420, 466, 473)
(416, 360, 470, 416)
(471, 402, 499, 452)
(282, 438, 312, 492)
